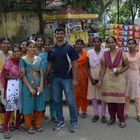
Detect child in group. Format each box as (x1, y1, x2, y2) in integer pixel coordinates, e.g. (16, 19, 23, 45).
(1, 46, 22, 139)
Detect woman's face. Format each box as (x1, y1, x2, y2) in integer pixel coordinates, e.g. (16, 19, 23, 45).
(76, 41, 84, 52)
(107, 37, 117, 50)
(44, 42, 51, 52)
(20, 41, 27, 52)
(1, 39, 11, 52)
(13, 47, 22, 59)
(128, 40, 137, 52)
(27, 42, 37, 55)
(35, 37, 44, 48)
(93, 38, 101, 48)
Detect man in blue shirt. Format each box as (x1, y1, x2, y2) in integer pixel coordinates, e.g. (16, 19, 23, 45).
(46, 27, 78, 133)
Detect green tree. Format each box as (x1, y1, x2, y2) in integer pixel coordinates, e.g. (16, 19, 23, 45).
(108, 0, 140, 24)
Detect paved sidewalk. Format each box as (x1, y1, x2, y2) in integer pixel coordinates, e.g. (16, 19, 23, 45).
(0, 105, 140, 140)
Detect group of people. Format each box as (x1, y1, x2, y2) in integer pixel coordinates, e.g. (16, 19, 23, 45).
(75, 36, 140, 128)
(0, 27, 140, 139)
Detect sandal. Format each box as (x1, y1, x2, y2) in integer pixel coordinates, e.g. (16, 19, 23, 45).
(101, 116, 107, 123)
(92, 115, 99, 122)
(137, 116, 140, 122)
(9, 123, 15, 131)
(27, 128, 35, 134)
(3, 131, 11, 139)
(81, 112, 87, 118)
(36, 127, 44, 132)
(119, 122, 126, 128)
(107, 120, 115, 126)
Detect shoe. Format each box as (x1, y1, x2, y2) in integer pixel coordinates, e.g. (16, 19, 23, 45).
(3, 131, 11, 139)
(136, 116, 140, 122)
(101, 116, 107, 123)
(51, 117, 58, 123)
(9, 123, 15, 131)
(70, 123, 78, 133)
(107, 119, 115, 125)
(119, 122, 126, 128)
(27, 128, 35, 134)
(36, 127, 44, 133)
(92, 115, 99, 122)
(81, 112, 87, 118)
(53, 121, 65, 131)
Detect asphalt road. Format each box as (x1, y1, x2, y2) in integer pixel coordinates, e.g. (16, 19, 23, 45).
(0, 105, 140, 140)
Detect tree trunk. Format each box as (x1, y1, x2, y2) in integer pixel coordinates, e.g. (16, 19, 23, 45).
(36, 0, 44, 34)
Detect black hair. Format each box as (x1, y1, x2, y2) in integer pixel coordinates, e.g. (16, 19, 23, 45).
(128, 38, 137, 44)
(93, 37, 102, 43)
(106, 36, 117, 43)
(0, 37, 11, 44)
(35, 35, 46, 44)
(27, 40, 35, 47)
(12, 45, 22, 52)
(20, 39, 28, 46)
(75, 39, 84, 45)
(55, 27, 65, 33)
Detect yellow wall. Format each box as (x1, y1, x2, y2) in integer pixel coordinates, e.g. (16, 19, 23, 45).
(0, 11, 39, 38)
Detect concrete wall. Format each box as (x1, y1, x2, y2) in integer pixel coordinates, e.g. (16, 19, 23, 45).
(0, 11, 39, 39)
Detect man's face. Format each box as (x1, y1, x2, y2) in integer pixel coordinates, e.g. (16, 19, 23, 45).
(55, 31, 65, 42)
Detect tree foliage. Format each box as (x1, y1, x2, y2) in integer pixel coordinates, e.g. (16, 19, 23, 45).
(61, 0, 114, 19)
(108, 0, 140, 24)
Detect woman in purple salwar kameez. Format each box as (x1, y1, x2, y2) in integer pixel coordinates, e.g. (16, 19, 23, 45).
(97, 36, 129, 128)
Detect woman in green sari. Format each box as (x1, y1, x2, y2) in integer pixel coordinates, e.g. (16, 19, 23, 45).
(20, 40, 45, 134)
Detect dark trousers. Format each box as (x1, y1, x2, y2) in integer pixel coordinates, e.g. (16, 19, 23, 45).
(108, 103, 125, 123)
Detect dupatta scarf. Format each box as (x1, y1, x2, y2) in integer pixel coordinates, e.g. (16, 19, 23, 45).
(1, 58, 20, 99)
(104, 49, 123, 69)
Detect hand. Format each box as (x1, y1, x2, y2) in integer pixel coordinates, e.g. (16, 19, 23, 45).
(45, 78, 50, 86)
(96, 81, 102, 88)
(90, 78, 98, 86)
(114, 70, 120, 76)
(72, 79, 78, 89)
(29, 87, 36, 96)
(37, 85, 43, 93)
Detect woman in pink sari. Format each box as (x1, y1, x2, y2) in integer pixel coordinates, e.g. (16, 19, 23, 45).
(97, 36, 129, 128)
(1, 46, 22, 139)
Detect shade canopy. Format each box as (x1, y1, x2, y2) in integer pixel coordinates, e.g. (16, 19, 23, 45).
(43, 14, 98, 21)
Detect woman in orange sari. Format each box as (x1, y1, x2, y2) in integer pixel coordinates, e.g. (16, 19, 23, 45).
(74, 39, 88, 118)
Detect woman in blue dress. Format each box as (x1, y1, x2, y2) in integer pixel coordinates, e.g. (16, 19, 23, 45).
(20, 40, 45, 134)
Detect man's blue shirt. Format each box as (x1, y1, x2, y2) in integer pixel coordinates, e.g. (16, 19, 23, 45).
(47, 42, 78, 79)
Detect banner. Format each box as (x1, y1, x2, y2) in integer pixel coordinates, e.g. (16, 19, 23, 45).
(68, 31, 89, 45)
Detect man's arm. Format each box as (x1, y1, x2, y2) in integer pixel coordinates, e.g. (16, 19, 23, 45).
(71, 60, 78, 88)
